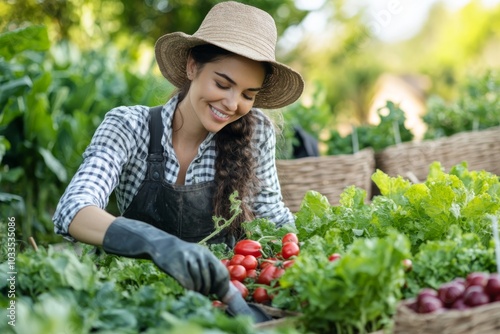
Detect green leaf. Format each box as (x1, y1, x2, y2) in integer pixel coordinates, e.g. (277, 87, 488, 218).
(372, 169, 411, 198)
(38, 147, 67, 183)
(0, 76, 33, 111)
(0, 26, 50, 60)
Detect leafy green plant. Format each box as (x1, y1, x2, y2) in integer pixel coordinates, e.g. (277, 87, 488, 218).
(404, 227, 496, 298)
(326, 100, 414, 155)
(289, 161, 499, 255)
(423, 70, 500, 139)
(0, 240, 297, 334)
(0, 25, 168, 243)
(276, 231, 410, 334)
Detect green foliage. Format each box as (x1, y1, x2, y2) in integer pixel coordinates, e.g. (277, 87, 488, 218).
(267, 162, 499, 332)
(1, 0, 310, 47)
(291, 161, 499, 255)
(404, 227, 496, 298)
(0, 26, 167, 243)
(0, 25, 50, 60)
(326, 101, 414, 155)
(0, 241, 295, 334)
(423, 70, 500, 139)
(277, 231, 410, 334)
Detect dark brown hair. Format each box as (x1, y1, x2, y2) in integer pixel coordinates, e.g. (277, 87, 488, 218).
(176, 44, 272, 238)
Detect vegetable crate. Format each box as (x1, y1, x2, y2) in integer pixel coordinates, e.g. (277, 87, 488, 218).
(276, 147, 375, 212)
(393, 299, 500, 334)
(375, 126, 500, 183)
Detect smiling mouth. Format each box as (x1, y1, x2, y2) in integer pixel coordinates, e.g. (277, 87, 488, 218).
(210, 106, 230, 120)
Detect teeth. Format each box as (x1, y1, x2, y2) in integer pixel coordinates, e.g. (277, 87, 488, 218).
(211, 106, 229, 119)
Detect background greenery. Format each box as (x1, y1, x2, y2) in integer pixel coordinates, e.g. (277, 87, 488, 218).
(1, 0, 500, 244)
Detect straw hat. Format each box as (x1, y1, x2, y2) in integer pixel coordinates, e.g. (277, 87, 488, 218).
(154, 1, 304, 109)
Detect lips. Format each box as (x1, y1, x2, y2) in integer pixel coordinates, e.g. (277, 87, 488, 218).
(210, 106, 230, 120)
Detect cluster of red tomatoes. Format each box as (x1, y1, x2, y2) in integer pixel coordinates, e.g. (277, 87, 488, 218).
(220, 233, 300, 304)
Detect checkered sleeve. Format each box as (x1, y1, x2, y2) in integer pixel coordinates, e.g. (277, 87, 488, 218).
(52, 106, 145, 240)
(252, 110, 295, 226)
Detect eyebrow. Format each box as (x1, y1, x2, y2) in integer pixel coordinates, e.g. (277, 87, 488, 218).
(214, 72, 262, 92)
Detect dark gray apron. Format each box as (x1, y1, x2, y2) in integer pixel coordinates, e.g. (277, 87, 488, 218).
(123, 106, 231, 245)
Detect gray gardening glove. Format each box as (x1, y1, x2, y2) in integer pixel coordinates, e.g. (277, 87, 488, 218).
(102, 217, 229, 297)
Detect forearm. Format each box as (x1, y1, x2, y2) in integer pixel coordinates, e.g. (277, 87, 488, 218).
(68, 205, 116, 246)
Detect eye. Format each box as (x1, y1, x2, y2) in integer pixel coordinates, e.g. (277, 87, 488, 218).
(215, 81, 229, 90)
(242, 93, 255, 101)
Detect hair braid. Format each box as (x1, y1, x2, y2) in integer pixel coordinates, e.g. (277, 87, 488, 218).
(214, 111, 258, 238)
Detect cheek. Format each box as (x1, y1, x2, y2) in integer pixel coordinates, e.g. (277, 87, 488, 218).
(233, 108, 253, 123)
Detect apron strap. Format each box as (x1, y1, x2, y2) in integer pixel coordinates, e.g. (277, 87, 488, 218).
(147, 106, 165, 181)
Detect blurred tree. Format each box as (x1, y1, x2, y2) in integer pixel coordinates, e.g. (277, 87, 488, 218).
(376, 0, 500, 100)
(284, 0, 383, 126)
(0, 0, 309, 46)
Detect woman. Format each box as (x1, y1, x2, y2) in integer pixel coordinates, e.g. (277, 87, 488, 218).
(53, 1, 304, 299)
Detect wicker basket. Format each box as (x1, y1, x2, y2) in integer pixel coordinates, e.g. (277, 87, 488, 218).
(276, 148, 375, 212)
(393, 299, 500, 334)
(375, 127, 500, 183)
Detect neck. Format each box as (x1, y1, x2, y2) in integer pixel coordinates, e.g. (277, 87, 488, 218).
(172, 100, 208, 149)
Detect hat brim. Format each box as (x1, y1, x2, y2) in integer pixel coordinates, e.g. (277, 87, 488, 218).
(154, 32, 304, 109)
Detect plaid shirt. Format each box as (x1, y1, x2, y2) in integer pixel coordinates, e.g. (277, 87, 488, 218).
(53, 95, 294, 240)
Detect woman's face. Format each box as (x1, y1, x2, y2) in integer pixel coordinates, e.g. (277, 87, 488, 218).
(184, 54, 266, 133)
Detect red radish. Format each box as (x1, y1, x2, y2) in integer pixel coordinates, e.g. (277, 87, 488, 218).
(418, 295, 443, 313)
(438, 281, 465, 306)
(485, 274, 500, 300)
(402, 259, 413, 272)
(406, 300, 418, 312)
(451, 298, 468, 310)
(463, 285, 490, 307)
(466, 272, 489, 287)
(452, 277, 466, 287)
(328, 253, 342, 262)
(417, 288, 438, 304)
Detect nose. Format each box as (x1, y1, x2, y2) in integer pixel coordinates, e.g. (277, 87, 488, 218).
(222, 90, 238, 112)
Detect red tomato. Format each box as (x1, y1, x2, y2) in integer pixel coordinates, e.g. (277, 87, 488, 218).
(246, 269, 257, 280)
(282, 232, 299, 244)
(259, 258, 277, 269)
(240, 255, 258, 270)
(283, 260, 295, 269)
(227, 265, 247, 282)
(253, 287, 271, 304)
(212, 300, 224, 308)
(282, 242, 300, 260)
(257, 265, 285, 285)
(328, 253, 342, 262)
(229, 254, 245, 266)
(220, 259, 230, 267)
(231, 280, 249, 299)
(234, 239, 262, 258)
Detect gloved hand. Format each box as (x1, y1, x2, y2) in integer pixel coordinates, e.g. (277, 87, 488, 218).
(102, 217, 229, 297)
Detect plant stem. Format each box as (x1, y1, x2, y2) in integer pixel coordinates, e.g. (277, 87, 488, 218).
(198, 191, 242, 246)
